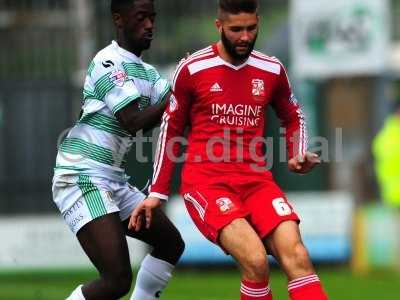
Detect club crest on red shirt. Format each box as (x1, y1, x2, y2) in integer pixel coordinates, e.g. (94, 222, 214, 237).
(252, 79, 265, 101)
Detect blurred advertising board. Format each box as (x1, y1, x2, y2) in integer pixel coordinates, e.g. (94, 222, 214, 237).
(0, 216, 146, 269)
(290, 0, 390, 79)
(167, 192, 354, 264)
(0, 193, 354, 269)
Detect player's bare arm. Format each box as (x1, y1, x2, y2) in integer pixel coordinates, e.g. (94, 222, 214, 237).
(288, 152, 321, 174)
(116, 91, 170, 135)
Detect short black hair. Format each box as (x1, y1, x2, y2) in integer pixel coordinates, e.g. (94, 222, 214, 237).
(111, 0, 154, 14)
(218, 0, 259, 14)
(111, 0, 135, 14)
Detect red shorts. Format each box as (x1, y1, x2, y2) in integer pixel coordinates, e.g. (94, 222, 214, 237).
(181, 167, 300, 244)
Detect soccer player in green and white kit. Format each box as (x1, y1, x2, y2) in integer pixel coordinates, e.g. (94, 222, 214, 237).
(52, 1, 184, 299)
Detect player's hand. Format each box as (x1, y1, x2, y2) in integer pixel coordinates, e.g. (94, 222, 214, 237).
(288, 152, 321, 174)
(128, 197, 162, 231)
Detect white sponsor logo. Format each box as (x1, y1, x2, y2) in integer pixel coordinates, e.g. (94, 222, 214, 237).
(210, 82, 223, 92)
(210, 103, 262, 127)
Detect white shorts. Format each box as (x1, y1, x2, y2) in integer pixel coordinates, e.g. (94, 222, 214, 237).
(52, 174, 145, 234)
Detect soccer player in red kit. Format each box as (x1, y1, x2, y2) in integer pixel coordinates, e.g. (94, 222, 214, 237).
(129, 0, 329, 299)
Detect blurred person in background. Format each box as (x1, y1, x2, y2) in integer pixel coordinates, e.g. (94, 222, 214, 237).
(129, 0, 328, 299)
(373, 100, 400, 208)
(52, 0, 184, 299)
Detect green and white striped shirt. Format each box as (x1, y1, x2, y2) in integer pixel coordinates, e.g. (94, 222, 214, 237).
(55, 41, 170, 182)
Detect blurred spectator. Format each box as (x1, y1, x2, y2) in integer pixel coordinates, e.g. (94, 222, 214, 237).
(372, 101, 400, 208)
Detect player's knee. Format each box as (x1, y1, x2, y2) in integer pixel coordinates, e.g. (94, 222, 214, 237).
(281, 242, 312, 271)
(291, 242, 311, 266)
(174, 232, 185, 258)
(167, 232, 186, 264)
(246, 252, 267, 271)
(154, 229, 185, 265)
(242, 252, 268, 280)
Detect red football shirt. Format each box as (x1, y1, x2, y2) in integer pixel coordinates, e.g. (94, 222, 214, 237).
(150, 44, 307, 200)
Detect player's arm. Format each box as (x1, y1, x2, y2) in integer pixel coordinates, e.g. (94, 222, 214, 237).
(129, 66, 192, 231)
(115, 92, 170, 135)
(271, 63, 320, 174)
(89, 59, 166, 135)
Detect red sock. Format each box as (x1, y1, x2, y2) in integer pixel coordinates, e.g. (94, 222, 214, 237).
(288, 274, 328, 300)
(241, 279, 273, 300)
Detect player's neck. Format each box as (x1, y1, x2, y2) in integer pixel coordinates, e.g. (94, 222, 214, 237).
(117, 37, 142, 57)
(216, 41, 247, 66)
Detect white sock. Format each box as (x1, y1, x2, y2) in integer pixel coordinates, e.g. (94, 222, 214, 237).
(130, 254, 174, 300)
(66, 285, 85, 300)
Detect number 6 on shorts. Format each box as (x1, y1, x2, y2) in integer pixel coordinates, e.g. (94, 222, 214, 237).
(272, 197, 292, 216)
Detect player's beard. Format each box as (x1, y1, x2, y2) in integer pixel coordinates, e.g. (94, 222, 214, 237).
(221, 28, 257, 61)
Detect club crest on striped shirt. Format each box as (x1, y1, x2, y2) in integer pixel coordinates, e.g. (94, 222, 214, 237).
(109, 70, 127, 87)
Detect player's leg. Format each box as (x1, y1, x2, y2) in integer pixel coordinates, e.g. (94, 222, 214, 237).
(53, 175, 133, 300)
(263, 221, 329, 300)
(264, 221, 314, 279)
(75, 213, 133, 300)
(118, 184, 185, 300)
(123, 209, 185, 300)
(242, 176, 328, 300)
(220, 218, 268, 281)
(219, 218, 273, 300)
(123, 208, 185, 264)
(183, 189, 272, 300)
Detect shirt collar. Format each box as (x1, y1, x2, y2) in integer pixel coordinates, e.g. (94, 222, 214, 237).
(112, 40, 142, 62)
(212, 43, 250, 70)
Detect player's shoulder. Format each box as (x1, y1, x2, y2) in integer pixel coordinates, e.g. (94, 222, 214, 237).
(186, 45, 216, 62)
(249, 50, 285, 75)
(91, 42, 125, 72)
(250, 49, 281, 64)
(174, 45, 216, 76)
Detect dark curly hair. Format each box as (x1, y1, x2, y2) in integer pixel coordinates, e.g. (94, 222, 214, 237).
(111, 0, 154, 14)
(218, 0, 259, 14)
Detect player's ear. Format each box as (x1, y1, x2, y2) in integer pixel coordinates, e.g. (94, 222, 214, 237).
(215, 19, 223, 34)
(112, 13, 124, 29)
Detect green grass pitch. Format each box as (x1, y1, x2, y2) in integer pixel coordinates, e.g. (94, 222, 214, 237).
(0, 267, 399, 299)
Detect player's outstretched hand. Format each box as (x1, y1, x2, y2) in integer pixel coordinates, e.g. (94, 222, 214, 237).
(288, 152, 321, 174)
(128, 196, 162, 231)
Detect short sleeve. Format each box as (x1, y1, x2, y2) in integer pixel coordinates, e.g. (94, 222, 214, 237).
(151, 77, 171, 105)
